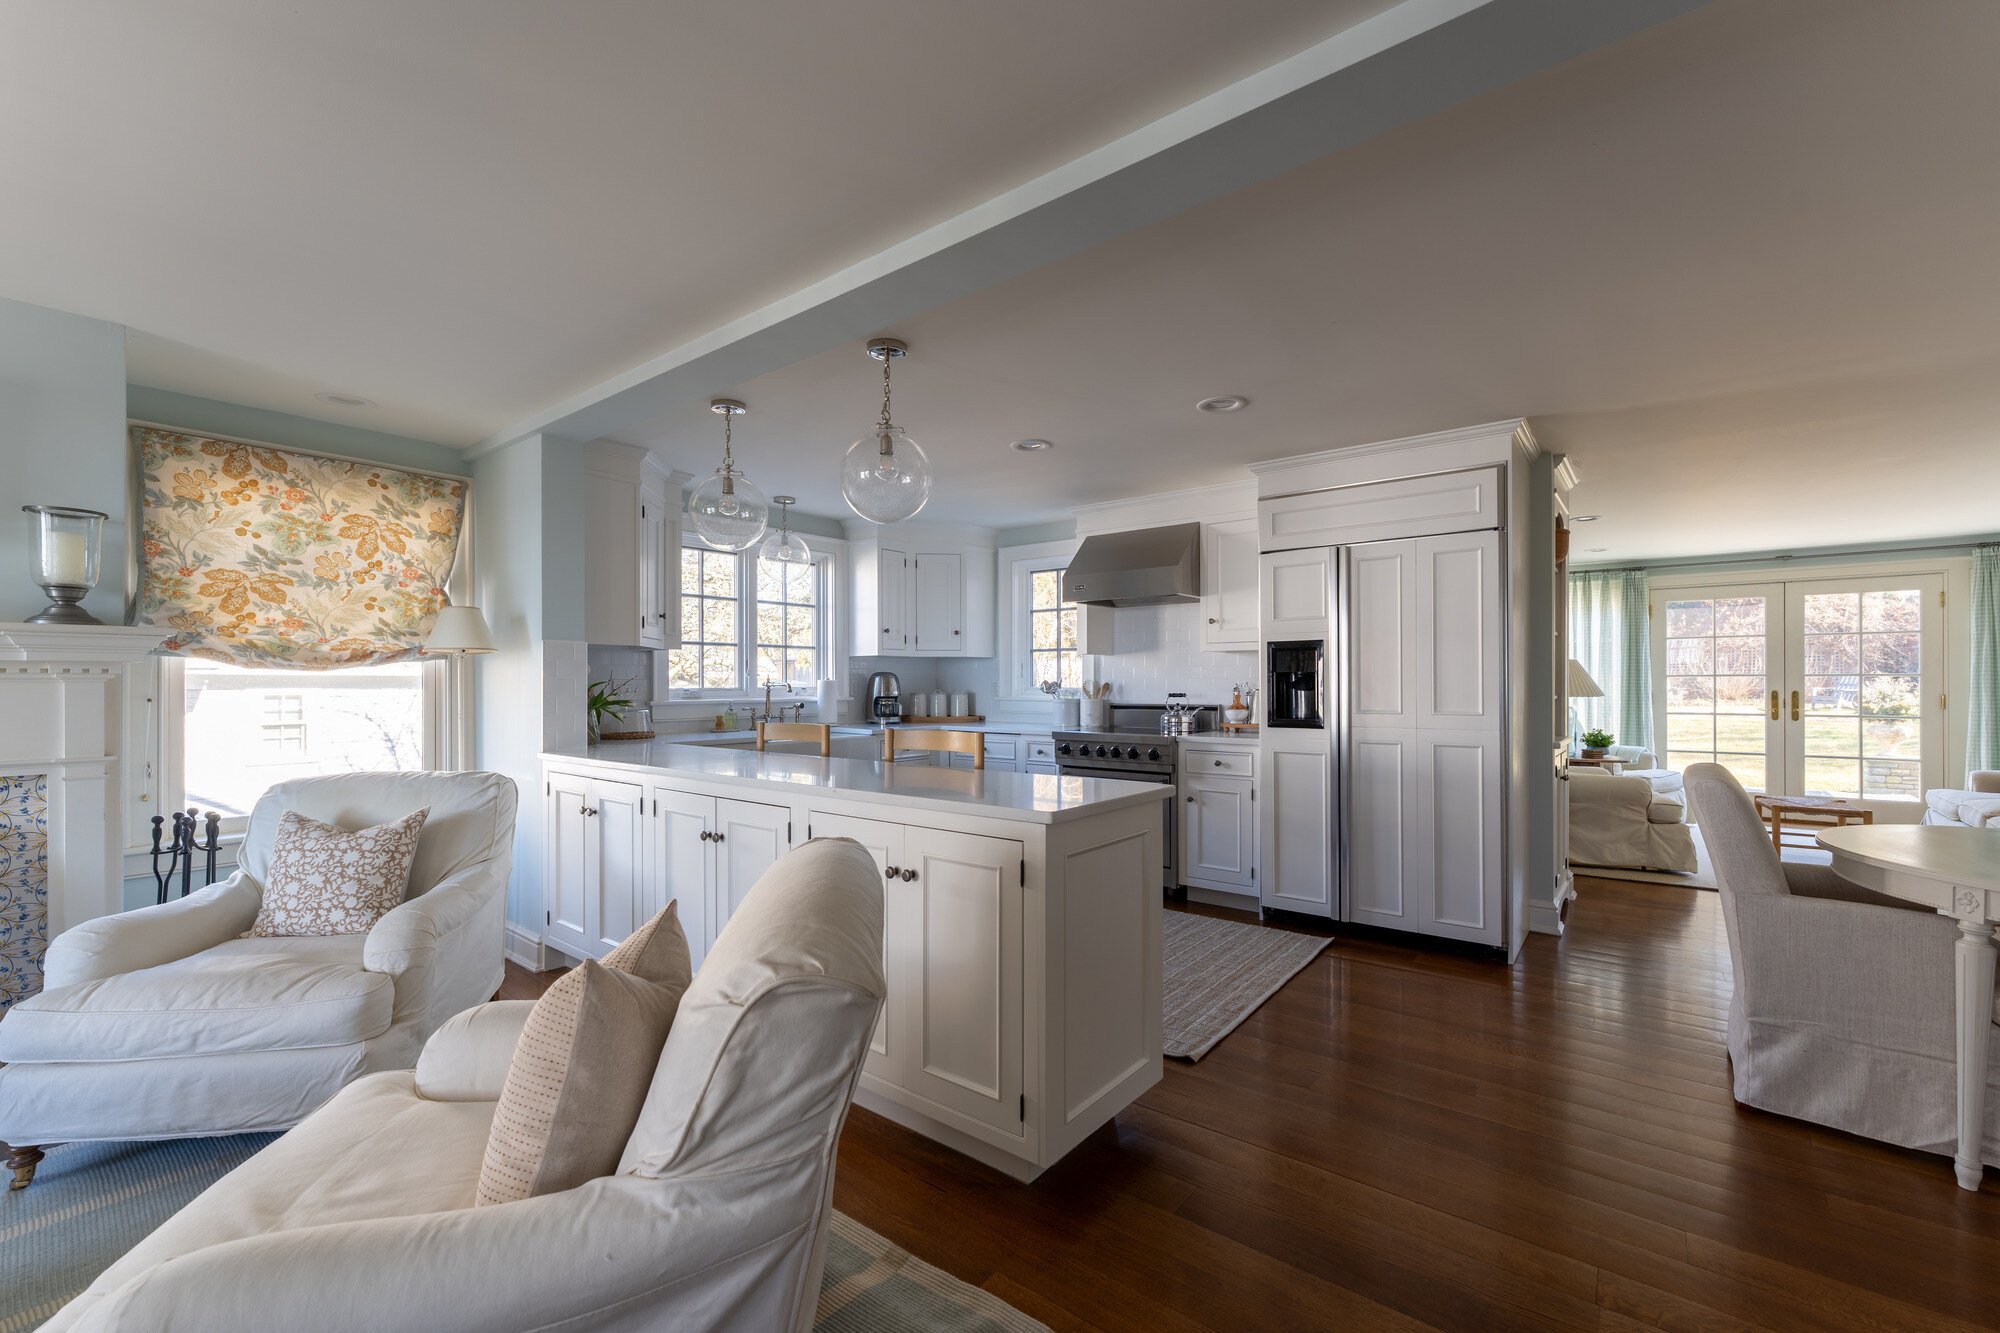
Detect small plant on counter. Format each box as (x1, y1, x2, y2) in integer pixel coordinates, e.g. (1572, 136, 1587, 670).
(587, 677, 638, 743)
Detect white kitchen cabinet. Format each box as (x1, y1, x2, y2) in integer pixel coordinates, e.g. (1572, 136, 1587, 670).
(1346, 730, 1417, 931)
(1348, 539, 1415, 727)
(1259, 547, 1332, 638)
(638, 785, 792, 964)
(1415, 530, 1503, 732)
(1259, 466, 1501, 552)
(809, 812, 1025, 1138)
(1418, 734, 1503, 944)
(1022, 737, 1059, 775)
(846, 524, 996, 658)
(1179, 762, 1255, 894)
(583, 442, 686, 650)
(1259, 734, 1332, 914)
(1200, 517, 1260, 649)
(542, 772, 645, 961)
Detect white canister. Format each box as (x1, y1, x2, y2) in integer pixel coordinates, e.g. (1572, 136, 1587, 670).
(928, 691, 948, 718)
(1081, 697, 1109, 730)
(949, 691, 971, 717)
(1054, 696, 1081, 729)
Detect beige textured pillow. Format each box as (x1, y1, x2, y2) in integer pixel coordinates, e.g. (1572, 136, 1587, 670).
(475, 959, 683, 1205)
(600, 902, 693, 990)
(248, 807, 429, 937)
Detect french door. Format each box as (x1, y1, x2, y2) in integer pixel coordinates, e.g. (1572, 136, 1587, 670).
(1654, 574, 1944, 806)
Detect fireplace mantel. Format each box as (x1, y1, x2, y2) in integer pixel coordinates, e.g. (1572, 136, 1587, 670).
(0, 622, 164, 962)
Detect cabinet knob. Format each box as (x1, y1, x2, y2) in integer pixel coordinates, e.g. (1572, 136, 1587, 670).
(585, 807, 598, 817)
(899, 868, 917, 882)
(953, 629, 960, 635)
(1214, 759, 1224, 767)
(884, 864, 900, 879)
(713, 832, 725, 844)
(1186, 795, 1195, 803)
(883, 627, 892, 633)
(1207, 617, 1217, 624)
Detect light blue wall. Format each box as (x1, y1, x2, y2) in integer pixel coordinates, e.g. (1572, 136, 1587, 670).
(0, 297, 130, 623)
(128, 386, 466, 476)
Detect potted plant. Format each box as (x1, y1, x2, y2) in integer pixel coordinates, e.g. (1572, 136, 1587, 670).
(587, 677, 636, 744)
(1579, 728, 1614, 760)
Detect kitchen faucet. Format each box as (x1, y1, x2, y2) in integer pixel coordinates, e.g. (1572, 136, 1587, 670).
(756, 679, 798, 724)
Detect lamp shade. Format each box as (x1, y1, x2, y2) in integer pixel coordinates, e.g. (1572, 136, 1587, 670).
(1566, 658, 1605, 699)
(427, 604, 496, 655)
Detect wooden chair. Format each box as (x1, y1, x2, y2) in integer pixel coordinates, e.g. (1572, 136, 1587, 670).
(881, 727, 982, 768)
(755, 721, 832, 757)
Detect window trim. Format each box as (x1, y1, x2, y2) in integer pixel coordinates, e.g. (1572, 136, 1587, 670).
(999, 539, 1096, 701)
(665, 537, 843, 704)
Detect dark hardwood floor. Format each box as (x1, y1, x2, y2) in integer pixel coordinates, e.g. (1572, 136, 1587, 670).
(504, 878, 2000, 1331)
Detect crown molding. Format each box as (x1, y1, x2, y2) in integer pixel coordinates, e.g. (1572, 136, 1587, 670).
(0, 622, 166, 665)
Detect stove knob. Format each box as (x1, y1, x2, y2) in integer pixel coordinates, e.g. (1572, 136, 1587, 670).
(1110, 746, 1127, 759)
(1056, 743, 1072, 755)
(1094, 745, 1108, 758)
(1148, 747, 1161, 761)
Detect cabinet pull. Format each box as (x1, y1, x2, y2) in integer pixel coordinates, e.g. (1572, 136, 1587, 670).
(713, 832, 726, 843)
(1214, 759, 1224, 767)
(1186, 795, 1195, 803)
(899, 868, 917, 882)
(884, 864, 900, 879)
(698, 830, 713, 842)
(1207, 617, 1217, 624)
(585, 807, 598, 818)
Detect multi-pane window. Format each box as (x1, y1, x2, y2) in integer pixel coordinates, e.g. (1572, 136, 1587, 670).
(260, 694, 308, 756)
(1800, 589, 1922, 799)
(669, 545, 741, 693)
(1028, 568, 1082, 691)
(1663, 595, 1770, 790)
(668, 543, 823, 695)
(755, 558, 819, 688)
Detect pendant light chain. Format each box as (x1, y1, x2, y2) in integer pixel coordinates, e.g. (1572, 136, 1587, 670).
(878, 353, 896, 454)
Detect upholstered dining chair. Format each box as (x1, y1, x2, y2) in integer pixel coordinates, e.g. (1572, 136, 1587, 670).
(1682, 763, 1986, 1162)
(42, 837, 886, 1333)
(0, 771, 516, 1188)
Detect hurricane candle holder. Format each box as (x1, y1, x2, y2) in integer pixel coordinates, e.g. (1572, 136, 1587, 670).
(22, 504, 108, 625)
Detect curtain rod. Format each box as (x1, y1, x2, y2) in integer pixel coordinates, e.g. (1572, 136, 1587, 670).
(1572, 536, 1999, 575)
(128, 419, 471, 485)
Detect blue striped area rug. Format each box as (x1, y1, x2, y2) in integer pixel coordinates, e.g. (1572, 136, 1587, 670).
(2, 1134, 1046, 1332)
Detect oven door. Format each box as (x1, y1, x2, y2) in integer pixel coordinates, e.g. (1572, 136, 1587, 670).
(1057, 765, 1177, 890)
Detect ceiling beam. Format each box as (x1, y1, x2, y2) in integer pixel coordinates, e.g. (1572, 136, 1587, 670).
(474, 0, 1711, 455)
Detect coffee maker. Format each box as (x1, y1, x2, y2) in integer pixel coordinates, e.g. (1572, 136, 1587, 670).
(867, 670, 903, 723)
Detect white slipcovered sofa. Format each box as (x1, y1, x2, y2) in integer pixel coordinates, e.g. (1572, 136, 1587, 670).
(1684, 763, 1992, 1162)
(0, 771, 516, 1179)
(42, 836, 887, 1333)
(1922, 769, 2000, 828)
(1568, 749, 1697, 874)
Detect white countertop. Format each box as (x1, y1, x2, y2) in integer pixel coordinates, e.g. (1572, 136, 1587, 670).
(665, 721, 1052, 744)
(546, 740, 1168, 824)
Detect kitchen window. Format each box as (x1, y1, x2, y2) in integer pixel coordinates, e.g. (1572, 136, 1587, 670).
(669, 540, 829, 698)
(1000, 540, 1091, 699)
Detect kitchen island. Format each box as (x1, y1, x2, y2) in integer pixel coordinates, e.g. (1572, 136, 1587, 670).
(541, 741, 1167, 1181)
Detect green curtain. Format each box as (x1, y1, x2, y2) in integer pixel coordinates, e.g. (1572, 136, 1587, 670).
(1968, 545, 2000, 773)
(1568, 569, 1653, 754)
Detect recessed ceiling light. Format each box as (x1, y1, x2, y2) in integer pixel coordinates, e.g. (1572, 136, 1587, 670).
(1010, 438, 1054, 452)
(1570, 514, 1600, 523)
(1195, 395, 1248, 413)
(314, 391, 374, 408)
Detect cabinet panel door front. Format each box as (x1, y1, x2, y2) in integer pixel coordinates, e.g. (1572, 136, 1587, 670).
(653, 788, 714, 968)
(807, 812, 906, 1072)
(639, 492, 666, 648)
(711, 799, 792, 947)
(589, 779, 647, 956)
(1347, 732, 1417, 929)
(1421, 735, 1503, 945)
(878, 543, 910, 652)
(1416, 530, 1502, 731)
(901, 827, 1024, 1136)
(1349, 540, 1415, 726)
(1202, 517, 1260, 648)
(545, 774, 594, 958)
(1259, 739, 1332, 914)
(1260, 548, 1332, 636)
(1182, 773, 1254, 889)
(912, 551, 964, 653)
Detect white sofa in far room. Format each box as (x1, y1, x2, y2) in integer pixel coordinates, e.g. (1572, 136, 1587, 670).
(1923, 770, 2000, 828)
(1568, 749, 1698, 875)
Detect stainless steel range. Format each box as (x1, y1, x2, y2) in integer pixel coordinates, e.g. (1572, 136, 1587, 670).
(1054, 702, 1218, 891)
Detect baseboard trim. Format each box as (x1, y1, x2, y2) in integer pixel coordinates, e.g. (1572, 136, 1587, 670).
(503, 924, 547, 972)
(1528, 898, 1566, 936)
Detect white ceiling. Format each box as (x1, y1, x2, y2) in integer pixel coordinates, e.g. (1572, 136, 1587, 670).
(0, 0, 1386, 445)
(623, 0, 2000, 562)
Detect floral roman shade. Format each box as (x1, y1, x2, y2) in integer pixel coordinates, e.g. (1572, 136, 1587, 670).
(135, 426, 467, 669)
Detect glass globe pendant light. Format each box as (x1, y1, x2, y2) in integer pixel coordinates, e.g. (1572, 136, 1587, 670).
(840, 337, 932, 523)
(759, 496, 812, 565)
(688, 398, 768, 551)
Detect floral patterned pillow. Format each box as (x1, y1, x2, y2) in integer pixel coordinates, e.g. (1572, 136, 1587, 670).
(248, 808, 429, 937)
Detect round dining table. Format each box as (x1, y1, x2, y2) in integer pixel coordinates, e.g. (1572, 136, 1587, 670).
(1818, 823, 2000, 1190)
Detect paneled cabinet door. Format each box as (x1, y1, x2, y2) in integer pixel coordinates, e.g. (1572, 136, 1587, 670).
(1181, 772, 1254, 890)
(587, 779, 647, 956)
(912, 551, 964, 653)
(709, 799, 792, 948)
(1259, 547, 1333, 638)
(1260, 737, 1333, 914)
(1201, 517, 1259, 649)
(1415, 530, 1502, 732)
(638, 488, 668, 649)
(1417, 734, 1503, 946)
(544, 773, 595, 958)
(899, 827, 1025, 1137)
(651, 787, 715, 967)
(1346, 731, 1421, 931)
(805, 812, 907, 1071)
(1348, 540, 1416, 727)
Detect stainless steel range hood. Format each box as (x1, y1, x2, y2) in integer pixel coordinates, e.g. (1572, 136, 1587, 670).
(1061, 523, 1200, 607)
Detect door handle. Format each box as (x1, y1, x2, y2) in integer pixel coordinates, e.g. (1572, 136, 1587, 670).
(1790, 690, 1801, 722)
(899, 868, 917, 882)
(884, 864, 900, 879)
(1769, 690, 1779, 721)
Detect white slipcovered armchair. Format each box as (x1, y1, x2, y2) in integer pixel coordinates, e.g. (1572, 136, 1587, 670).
(1568, 750, 1697, 874)
(0, 771, 516, 1185)
(1684, 763, 1987, 1161)
(43, 837, 886, 1333)
(1922, 769, 2000, 828)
